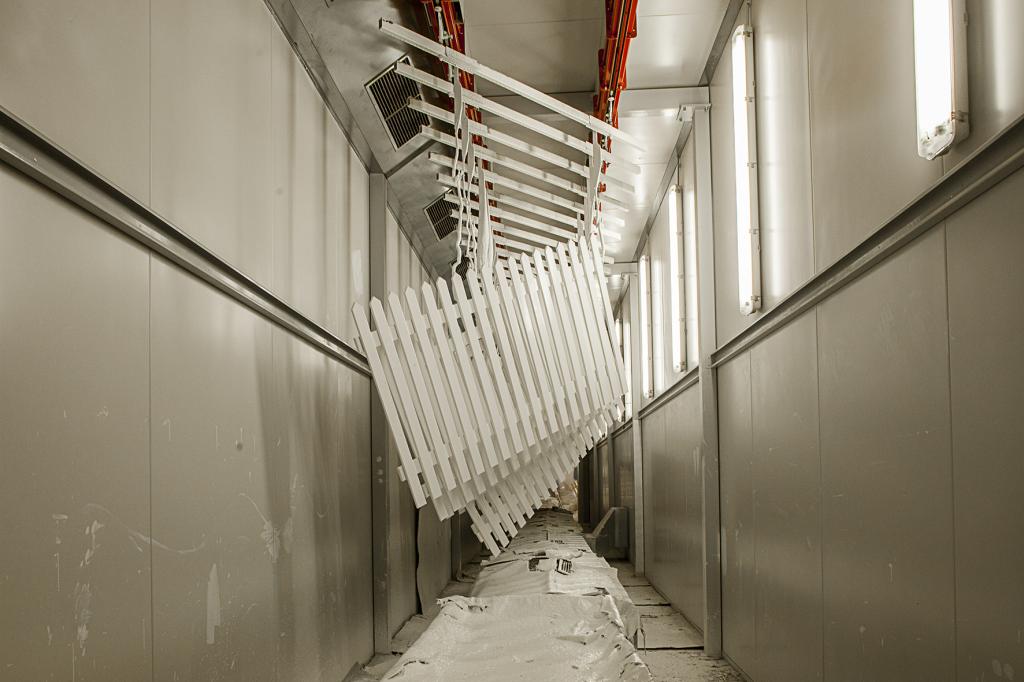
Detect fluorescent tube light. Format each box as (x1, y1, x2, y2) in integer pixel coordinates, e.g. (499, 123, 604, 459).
(639, 255, 652, 398)
(913, 0, 969, 160)
(668, 185, 684, 371)
(731, 24, 762, 315)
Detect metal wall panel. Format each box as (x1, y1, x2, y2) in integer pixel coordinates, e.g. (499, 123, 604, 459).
(806, 0, 942, 270)
(151, 0, 275, 286)
(944, 0, 1024, 168)
(598, 436, 610, 516)
(348, 152, 371, 342)
(149, 259, 277, 681)
(606, 425, 630, 509)
(598, 439, 613, 519)
(0, 167, 152, 681)
(325, 117, 351, 339)
(717, 353, 756, 674)
(611, 425, 634, 553)
(679, 136, 700, 368)
(709, 0, 815, 341)
(271, 27, 330, 327)
(641, 385, 704, 628)
(749, 0, 814, 310)
(383, 209, 419, 638)
(416, 510, 452, 617)
(709, 14, 748, 343)
(0, 0, 150, 201)
(648, 187, 675, 393)
(749, 312, 822, 681)
(679, 397, 705, 629)
(150, 260, 373, 679)
(946, 168, 1024, 681)
(338, 369, 375, 666)
(387, 459, 417, 638)
(817, 228, 954, 681)
(640, 408, 663, 572)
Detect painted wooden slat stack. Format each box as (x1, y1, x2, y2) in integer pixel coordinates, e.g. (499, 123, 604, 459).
(353, 238, 626, 554)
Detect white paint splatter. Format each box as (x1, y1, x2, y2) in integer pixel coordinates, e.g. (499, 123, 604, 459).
(240, 494, 280, 563)
(82, 521, 104, 568)
(96, 406, 109, 418)
(73, 582, 92, 657)
(81, 504, 204, 555)
(206, 564, 221, 645)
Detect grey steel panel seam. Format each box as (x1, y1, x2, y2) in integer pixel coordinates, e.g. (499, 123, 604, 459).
(0, 105, 371, 377)
(637, 366, 701, 420)
(941, 223, 959, 670)
(711, 112, 1024, 368)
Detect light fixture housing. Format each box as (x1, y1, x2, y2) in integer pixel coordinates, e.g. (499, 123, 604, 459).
(667, 185, 684, 372)
(731, 24, 762, 316)
(912, 0, 969, 160)
(639, 255, 653, 399)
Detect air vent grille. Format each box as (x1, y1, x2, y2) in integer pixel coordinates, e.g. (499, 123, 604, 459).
(424, 194, 459, 241)
(365, 56, 429, 149)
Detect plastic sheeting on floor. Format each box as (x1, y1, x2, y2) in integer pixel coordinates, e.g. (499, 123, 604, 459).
(381, 595, 651, 682)
(381, 510, 652, 680)
(471, 552, 639, 639)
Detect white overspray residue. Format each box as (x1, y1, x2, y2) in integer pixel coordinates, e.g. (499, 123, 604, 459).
(81, 504, 205, 555)
(82, 521, 104, 568)
(240, 493, 280, 563)
(206, 564, 221, 645)
(53, 514, 68, 592)
(73, 582, 92, 657)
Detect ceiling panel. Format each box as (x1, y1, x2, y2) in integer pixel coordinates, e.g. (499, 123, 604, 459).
(461, 0, 604, 96)
(626, 0, 730, 88)
(461, 0, 604, 26)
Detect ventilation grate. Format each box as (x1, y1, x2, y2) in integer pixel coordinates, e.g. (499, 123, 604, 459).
(424, 193, 459, 241)
(365, 55, 430, 150)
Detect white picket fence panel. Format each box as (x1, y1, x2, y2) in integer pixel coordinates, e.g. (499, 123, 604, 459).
(353, 238, 626, 553)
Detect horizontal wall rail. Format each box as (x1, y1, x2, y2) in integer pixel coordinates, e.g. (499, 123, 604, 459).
(638, 366, 700, 420)
(712, 112, 1024, 368)
(0, 105, 371, 377)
